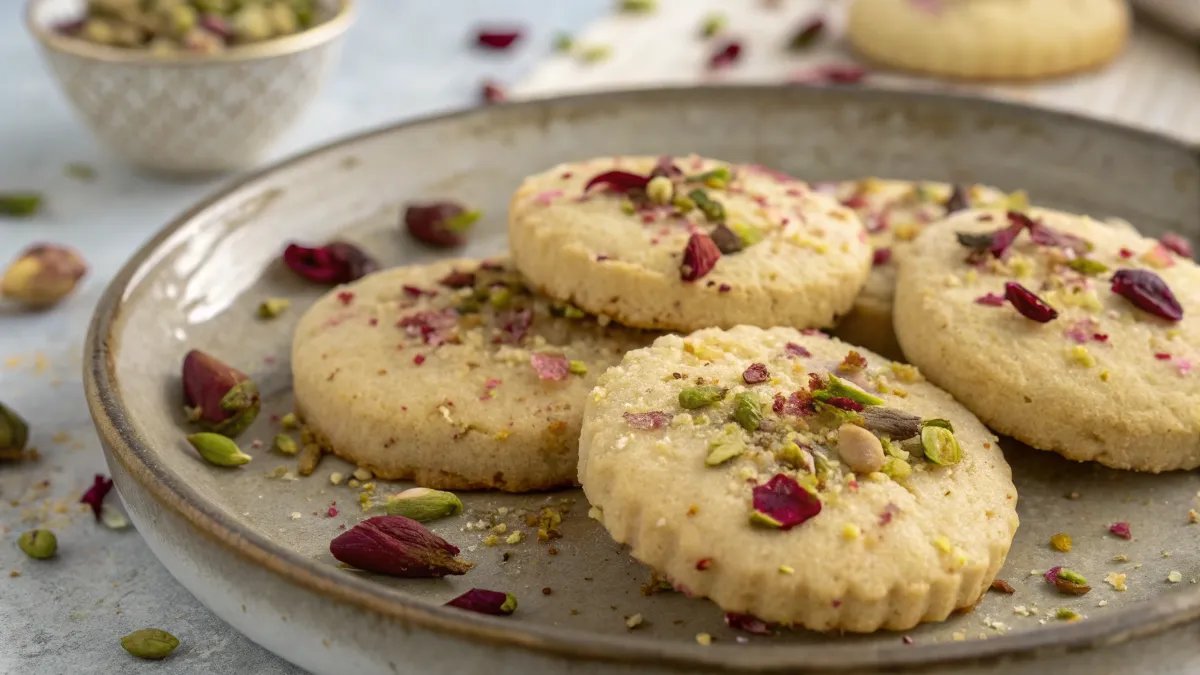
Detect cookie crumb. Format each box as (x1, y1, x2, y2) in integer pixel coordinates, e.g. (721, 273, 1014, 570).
(625, 613, 644, 630)
(695, 633, 713, 646)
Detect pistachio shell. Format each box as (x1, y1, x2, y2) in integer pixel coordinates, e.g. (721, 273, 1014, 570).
(385, 488, 464, 522)
(186, 432, 252, 467)
(121, 629, 180, 660)
(18, 529, 57, 559)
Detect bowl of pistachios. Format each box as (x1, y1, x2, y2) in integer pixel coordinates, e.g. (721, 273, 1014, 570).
(25, 0, 354, 174)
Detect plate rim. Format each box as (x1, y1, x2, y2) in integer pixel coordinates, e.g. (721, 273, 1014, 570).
(83, 83, 1200, 672)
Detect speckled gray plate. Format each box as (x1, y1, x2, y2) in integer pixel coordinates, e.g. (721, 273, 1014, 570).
(85, 86, 1200, 675)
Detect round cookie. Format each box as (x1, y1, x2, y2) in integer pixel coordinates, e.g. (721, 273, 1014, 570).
(825, 179, 1010, 359)
(508, 155, 872, 333)
(579, 326, 1018, 632)
(292, 258, 655, 491)
(894, 207, 1200, 471)
(847, 0, 1129, 80)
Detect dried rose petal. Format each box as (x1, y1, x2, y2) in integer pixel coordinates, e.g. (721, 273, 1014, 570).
(1109, 521, 1132, 540)
(475, 28, 523, 50)
(583, 170, 652, 194)
(1110, 269, 1183, 322)
(398, 308, 459, 345)
(80, 474, 114, 521)
(751, 474, 821, 530)
(975, 293, 1006, 307)
(445, 588, 517, 616)
(438, 270, 476, 289)
(708, 40, 742, 69)
(680, 232, 721, 281)
(824, 396, 864, 412)
(1028, 219, 1090, 253)
(789, 64, 868, 85)
(283, 242, 378, 285)
(872, 248, 892, 267)
(623, 411, 671, 429)
(1063, 318, 1100, 344)
(481, 80, 506, 104)
(1004, 282, 1058, 323)
(945, 185, 969, 214)
(696, 558, 712, 571)
(773, 391, 814, 416)
(988, 215, 1030, 258)
(788, 16, 824, 50)
(497, 308, 533, 343)
(724, 612, 774, 635)
(404, 202, 479, 249)
(838, 350, 867, 373)
(1160, 233, 1193, 259)
(742, 363, 769, 384)
(785, 342, 811, 358)
(330, 516, 472, 577)
(650, 156, 683, 179)
(531, 353, 569, 381)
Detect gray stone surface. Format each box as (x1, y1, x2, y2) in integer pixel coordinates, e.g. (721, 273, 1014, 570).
(0, 2, 603, 673)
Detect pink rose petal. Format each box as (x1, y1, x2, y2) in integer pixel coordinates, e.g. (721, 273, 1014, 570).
(531, 353, 569, 381)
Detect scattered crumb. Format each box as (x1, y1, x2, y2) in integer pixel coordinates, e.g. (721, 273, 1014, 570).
(352, 467, 372, 481)
(625, 613, 644, 630)
(290, 512, 302, 520)
(990, 579, 1015, 594)
(541, 587, 552, 595)
(1105, 572, 1127, 591)
(1167, 571, 1183, 583)
(1097, 600, 1108, 607)
(10, 571, 20, 578)
(506, 531, 523, 545)
(1012, 606, 1032, 617)
(1190, 509, 1199, 524)
(1112, 554, 1129, 562)
(695, 633, 712, 646)
(779, 565, 794, 575)
(951, 632, 966, 641)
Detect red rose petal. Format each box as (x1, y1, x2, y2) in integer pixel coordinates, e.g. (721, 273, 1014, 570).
(80, 474, 114, 521)
(824, 396, 864, 412)
(872, 248, 892, 266)
(531, 353, 569, 381)
(680, 232, 721, 281)
(476, 29, 522, 50)
(438, 270, 476, 288)
(398, 308, 459, 345)
(1109, 522, 1131, 540)
(1044, 566, 1063, 583)
(752, 474, 821, 530)
(1160, 233, 1194, 259)
(284, 242, 378, 285)
(497, 308, 534, 343)
(1110, 269, 1183, 322)
(975, 292, 1006, 307)
(742, 363, 769, 384)
(724, 612, 774, 635)
(482, 80, 507, 104)
(696, 558, 712, 571)
(708, 40, 742, 70)
(1155, 352, 1172, 360)
(785, 342, 811, 358)
(773, 390, 814, 416)
(1028, 218, 1090, 252)
(583, 170, 651, 194)
(623, 411, 671, 429)
(1004, 282, 1058, 323)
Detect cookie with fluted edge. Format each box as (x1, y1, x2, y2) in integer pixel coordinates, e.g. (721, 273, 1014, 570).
(508, 155, 872, 333)
(827, 179, 1009, 359)
(847, 0, 1129, 80)
(579, 326, 1018, 632)
(894, 207, 1200, 471)
(292, 257, 655, 492)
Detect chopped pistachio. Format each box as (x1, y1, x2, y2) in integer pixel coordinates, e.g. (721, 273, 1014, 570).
(732, 392, 762, 431)
(842, 523, 860, 540)
(688, 167, 732, 189)
(272, 433, 298, 456)
(881, 456, 912, 479)
(672, 195, 696, 213)
(700, 12, 727, 37)
(506, 531, 524, 545)
(385, 487, 463, 522)
(18, 530, 56, 559)
(813, 374, 884, 406)
(779, 564, 795, 574)
(775, 441, 809, 469)
(567, 360, 588, 375)
(579, 44, 611, 63)
(729, 221, 764, 247)
(1058, 568, 1088, 586)
(705, 423, 746, 466)
(489, 286, 513, 309)
(1168, 570, 1183, 583)
(1068, 345, 1096, 368)
(553, 32, 574, 52)
(619, 199, 636, 215)
(65, 163, 97, 182)
(920, 418, 954, 432)
(646, 175, 674, 205)
(1050, 533, 1072, 552)
(280, 413, 299, 430)
(750, 510, 783, 528)
(678, 385, 725, 409)
(121, 628, 180, 660)
(1066, 258, 1108, 275)
(688, 189, 725, 222)
(920, 426, 962, 466)
(329, 471, 345, 485)
(696, 633, 713, 646)
(258, 298, 291, 319)
(0, 193, 42, 217)
(619, 0, 657, 13)
(1055, 608, 1081, 622)
(933, 536, 952, 552)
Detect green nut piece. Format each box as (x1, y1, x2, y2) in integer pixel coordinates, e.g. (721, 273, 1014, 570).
(729, 222, 764, 247)
(700, 12, 727, 37)
(689, 167, 732, 189)
(258, 297, 290, 319)
(0, 403, 30, 452)
(553, 32, 574, 52)
(267, 2, 299, 36)
(279, 412, 299, 430)
(749, 510, 783, 528)
(272, 433, 298, 455)
(646, 176, 674, 206)
(18, 529, 57, 559)
(214, 380, 261, 438)
(813, 375, 885, 406)
(187, 432, 252, 467)
(0, 192, 43, 217)
(920, 426, 962, 466)
(619, 199, 636, 215)
(162, 4, 197, 37)
(1066, 258, 1109, 275)
(385, 487, 464, 522)
(732, 392, 761, 432)
(880, 456, 912, 480)
(920, 418, 954, 432)
(488, 286, 513, 309)
(1057, 568, 1088, 585)
(561, 304, 586, 319)
(678, 385, 725, 409)
(775, 441, 808, 469)
(688, 189, 725, 223)
(567, 360, 588, 375)
(121, 628, 180, 660)
(619, 0, 657, 13)
(705, 423, 745, 467)
(672, 195, 695, 213)
(232, 4, 273, 41)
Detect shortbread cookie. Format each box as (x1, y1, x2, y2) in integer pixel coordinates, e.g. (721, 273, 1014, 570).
(508, 155, 872, 332)
(847, 0, 1129, 80)
(579, 326, 1018, 632)
(894, 208, 1200, 471)
(292, 258, 654, 491)
(826, 179, 1010, 359)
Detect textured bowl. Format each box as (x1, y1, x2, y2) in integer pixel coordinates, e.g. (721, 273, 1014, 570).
(85, 87, 1200, 675)
(25, 0, 354, 174)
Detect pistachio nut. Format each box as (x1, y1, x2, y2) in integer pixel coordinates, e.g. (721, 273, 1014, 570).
(187, 432, 252, 467)
(258, 298, 290, 319)
(646, 176, 674, 205)
(17, 529, 57, 559)
(0, 402, 30, 452)
(567, 360, 587, 375)
(0, 192, 42, 217)
(121, 628, 180, 660)
(385, 488, 464, 522)
(732, 392, 761, 432)
(813, 374, 884, 406)
(181, 350, 260, 438)
(678, 385, 725, 410)
(1, 244, 88, 308)
(272, 433, 298, 455)
(920, 426, 962, 466)
(705, 423, 745, 467)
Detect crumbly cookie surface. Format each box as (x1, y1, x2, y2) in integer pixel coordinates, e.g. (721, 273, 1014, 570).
(508, 155, 872, 332)
(894, 207, 1200, 471)
(579, 326, 1018, 632)
(847, 0, 1129, 80)
(292, 258, 655, 491)
(826, 179, 1010, 359)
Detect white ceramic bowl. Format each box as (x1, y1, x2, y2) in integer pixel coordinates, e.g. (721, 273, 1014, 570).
(25, 0, 354, 174)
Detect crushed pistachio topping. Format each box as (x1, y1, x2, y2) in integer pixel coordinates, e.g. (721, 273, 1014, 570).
(1068, 345, 1096, 368)
(679, 385, 726, 409)
(779, 564, 795, 574)
(1105, 572, 1127, 591)
(568, 360, 588, 375)
(1168, 570, 1183, 583)
(1050, 533, 1071, 552)
(732, 392, 762, 431)
(699, 12, 727, 37)
(258, 298, 291, 319)
(1055, 608, 1082, 622)
(920, 426, 962, 466)
(705, 424, 746, 466)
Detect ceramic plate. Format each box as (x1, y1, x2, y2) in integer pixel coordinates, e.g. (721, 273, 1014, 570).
(85, 86, 1200, 675)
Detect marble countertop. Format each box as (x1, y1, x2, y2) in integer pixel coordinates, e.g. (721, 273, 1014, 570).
(0, 2, 605, 673)
(4, 1, 1200, 673)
